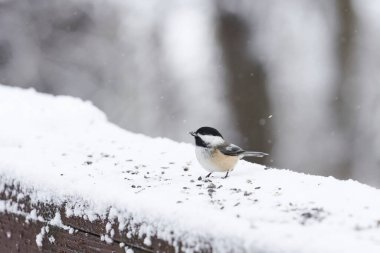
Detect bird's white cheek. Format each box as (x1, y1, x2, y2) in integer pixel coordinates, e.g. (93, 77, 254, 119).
(198, 134, 224, 146)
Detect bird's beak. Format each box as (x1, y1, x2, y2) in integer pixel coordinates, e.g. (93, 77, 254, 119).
(189, 131, 197, 137)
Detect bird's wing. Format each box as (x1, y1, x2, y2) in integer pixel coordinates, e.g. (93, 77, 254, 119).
(218, 143, 245, 156)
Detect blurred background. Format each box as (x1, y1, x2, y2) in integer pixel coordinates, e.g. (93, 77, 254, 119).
(0, 0, 379, 187)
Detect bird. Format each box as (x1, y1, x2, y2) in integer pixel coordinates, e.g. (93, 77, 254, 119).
(189, 126, 268, 179)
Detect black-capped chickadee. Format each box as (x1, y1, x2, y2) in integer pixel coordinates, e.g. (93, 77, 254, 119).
(189, 126, 268, 178)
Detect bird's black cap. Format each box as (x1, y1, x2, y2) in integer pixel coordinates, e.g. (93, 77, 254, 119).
(193, 126, 223, 138)
(189, 126, 224, 147)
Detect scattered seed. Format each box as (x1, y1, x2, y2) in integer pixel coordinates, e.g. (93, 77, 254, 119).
(207, 183, 216, 189)
(244, 191, 252, 196)
(301, 212, 312, 219)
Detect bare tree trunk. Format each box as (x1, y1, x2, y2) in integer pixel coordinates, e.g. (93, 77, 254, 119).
(216, 7, 272, 160)
(334, 0, 356, 179)
(347, 0, 380, 186)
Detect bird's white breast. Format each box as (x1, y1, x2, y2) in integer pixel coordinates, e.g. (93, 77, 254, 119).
(195, 147, 216, 172)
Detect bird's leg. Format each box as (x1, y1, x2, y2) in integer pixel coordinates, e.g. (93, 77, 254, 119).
(206, 172, 212, 178)
(222, 171, 229, 179)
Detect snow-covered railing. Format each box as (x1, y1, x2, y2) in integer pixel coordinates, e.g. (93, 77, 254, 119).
(1, 85, 380, 253)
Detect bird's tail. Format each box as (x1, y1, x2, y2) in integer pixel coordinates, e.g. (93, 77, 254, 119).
(242, 151, 268, 157)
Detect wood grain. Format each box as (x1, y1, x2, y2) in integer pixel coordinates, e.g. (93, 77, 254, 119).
(0, 182, 193, 253)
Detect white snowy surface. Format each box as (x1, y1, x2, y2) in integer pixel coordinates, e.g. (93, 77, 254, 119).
(1, 85, 380, 252)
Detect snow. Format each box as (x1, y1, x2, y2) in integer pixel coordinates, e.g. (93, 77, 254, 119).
(125, 248, 134, 253)
(35, 226, 46, 247)
(48, 235, 55, 244)
(0, 84, 380, 252)
(104, 234, 113, 244)
(49, 212, 72, 232)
